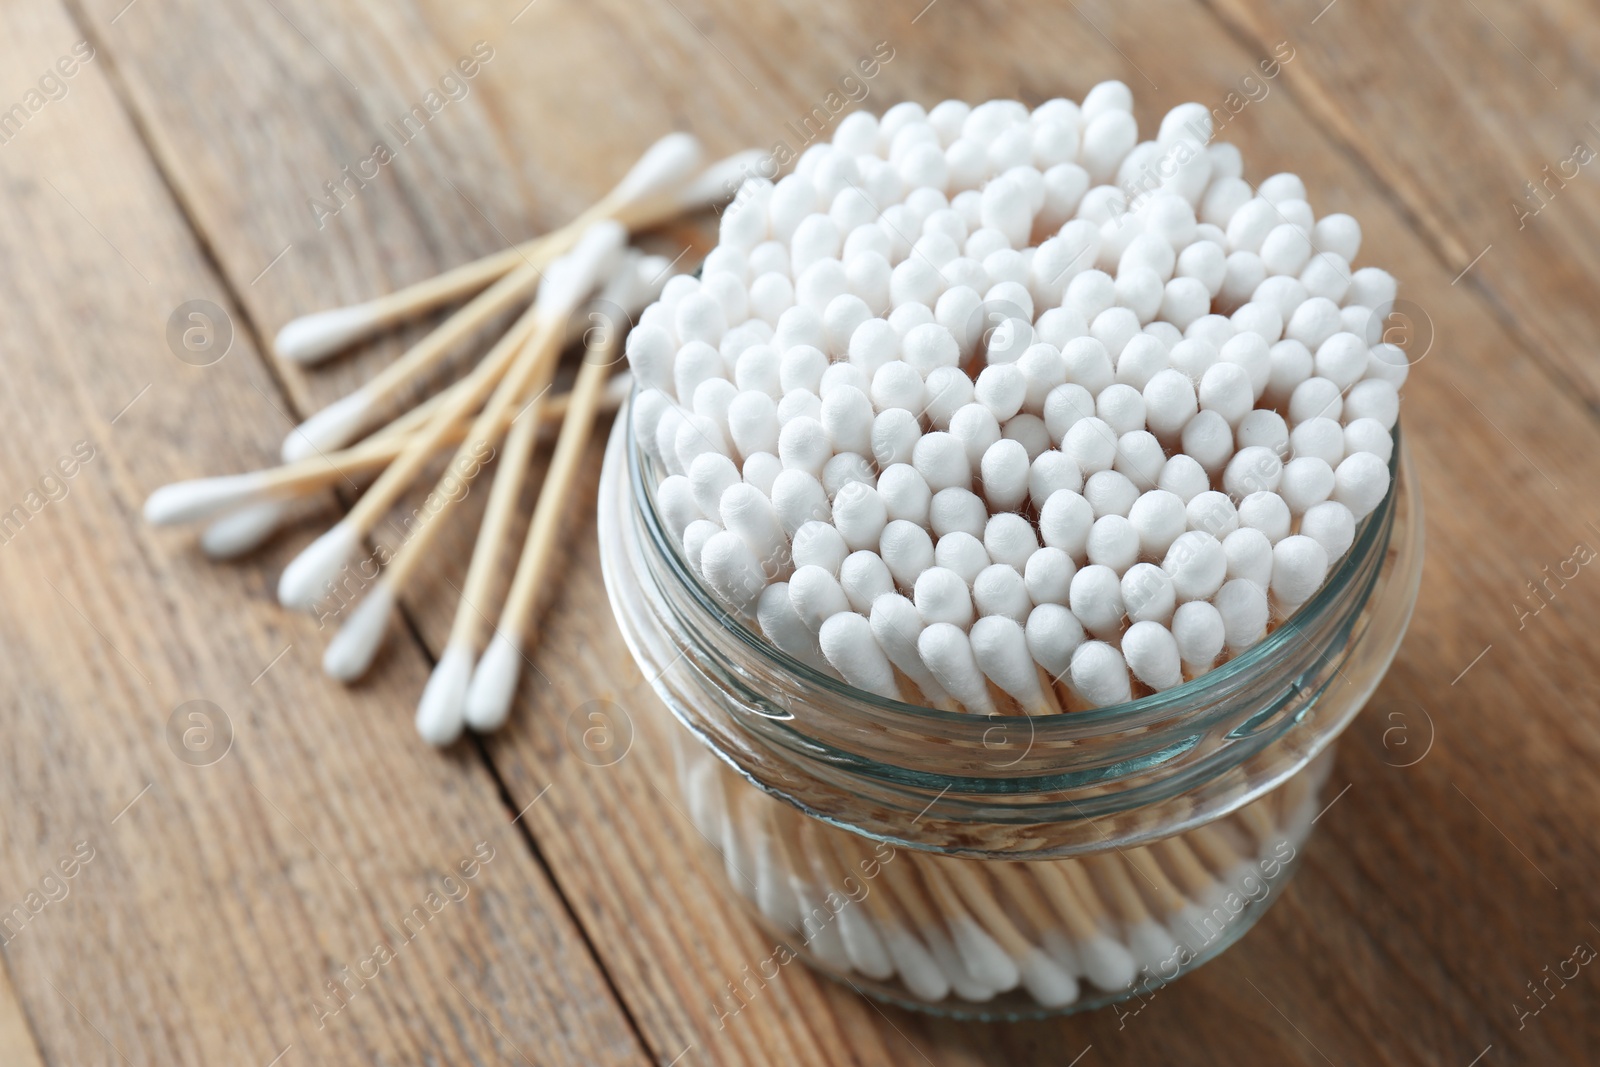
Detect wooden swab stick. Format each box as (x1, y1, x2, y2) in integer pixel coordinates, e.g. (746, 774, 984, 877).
(829, 833, 953, 1002)
(320, 298, 571, 680)
(272, 140, 760, 369)
(414, 383, 550, 746)
(272, 133, 705, 366)
(912, 858, 1022, 993)
(278, 299, 547, 608)
(283, 221, 623, 621)
(462, 336, 618, 730)
(196, 374, 633, 555)
(928, 859, 1079, 1005)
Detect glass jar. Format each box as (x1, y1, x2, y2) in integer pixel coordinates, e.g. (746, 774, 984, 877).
(597, 408, 1423, 1020)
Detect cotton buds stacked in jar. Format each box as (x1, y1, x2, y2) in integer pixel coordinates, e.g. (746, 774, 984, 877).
(629, 86, 1404, 713)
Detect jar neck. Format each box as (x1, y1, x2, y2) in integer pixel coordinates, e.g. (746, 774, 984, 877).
(601, 414, 1421, 855)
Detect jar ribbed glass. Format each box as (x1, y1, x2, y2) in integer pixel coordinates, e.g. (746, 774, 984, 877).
(598, 405, 1422, 1018)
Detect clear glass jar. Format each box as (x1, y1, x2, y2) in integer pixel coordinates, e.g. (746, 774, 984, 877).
(597, 408, 1423, 1020)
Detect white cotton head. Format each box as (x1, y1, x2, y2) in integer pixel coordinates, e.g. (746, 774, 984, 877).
(914, 565, 974, 628)
(770, 469, 830, 534)
(756, 583, 830, 674)
(539, 220, 627, 317)
(1025, 602, 1086, 680)
(1069, 640, 1132, 707)
(1214, 578, 1270, 652)
(1126, 921, 1181, 976)
(1069, 563, 1124, 638)
(611, 131, 704, 207)
(839, 550, 894, 613)
(917, 622, 997, 714)
(819, 611, 902, 700)
(415, 644, 473, 747)
(1164, 530, 1227, 603)
(720, 482, 789, 577)
(1301, 500, 1357, 562)
(973, 563, 1031, 622)
(1039, 489, 1094, 561)
(791, 520, 848, 576)
(947, 912, 1022, 992)
(278, 520, 361, 610)
(879, 519, 935, 592)
(789, 564, 851, 634)
(1172, 599, 1225, 673)
(1018, 948, 1079, 1008)
(674, 148, 767, 213)
(1223, 526, 1275, 587)
(1270, 534, 1330, 610)
(1121, 562, 1176, 625)
(200, 498, 291, 559)
(1332, 451, 1391, 520)
(144, 472, 270, 526)
(870, 594, 953, 708)
(273, 304, 381, 365)
(701, 529, 768, 617)
(970, 615, 1052, 713)
(464, 631, 523, 732)
(321, 580, 395, 682)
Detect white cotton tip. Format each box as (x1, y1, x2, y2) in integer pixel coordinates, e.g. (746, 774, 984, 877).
(1076, 932, 1140, 992)
(200, 498, 291, 559)
(1169, 904, 1218, 953)
(1126, 920, 1181, 975)
(539, 220, 628, 316)
(683, 757, 723, 840)
(1039, 929, 1081, 976)
(969, 615, 1052, 713)
(1019, 947, 1080, 1008)
(836, 901, 896, 981)
(673, 148, 766, 212)
(278, 521, 360, 610)
(280, 390, 373, 462)
(273, 304, 381, 365)
(321, 580, 395, 682)
(871, 595, 953, 708)
(612, 131, 705, 206)
(883, 927, 952, 1002)
(1069, 640, 1132, 707)
(819, 612, 903, 700)
(416, 644, 473, 747)
(917, 623, 997, 714)
(949, 914, 1022, 992)
(922, 923, 997, 1002)
(701, 530, 768, 617)
(797, 892, 854, 973)
(144, 472, 269, 526)
(465, 630, 523, 731)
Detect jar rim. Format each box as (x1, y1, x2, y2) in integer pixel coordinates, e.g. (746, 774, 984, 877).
(628, 397, 1403, 734)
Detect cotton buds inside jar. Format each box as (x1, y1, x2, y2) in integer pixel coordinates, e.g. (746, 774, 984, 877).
(628, 88, 1405, 714)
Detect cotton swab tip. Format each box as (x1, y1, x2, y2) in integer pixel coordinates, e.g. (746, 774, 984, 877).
(144, 473, 268, 525)
(416, 644, 474, 746)
(280, 391, 374, 463)
(200, 498, 291, 559)
(612, 131, 705, 206)
(278, 521, 361, 610)
(465, 630, 523, 732)
(674, 148, 768, 212)
(273, 304, 382, 364)
(321, 580, 395, 682)
(539, 221, 628, 317)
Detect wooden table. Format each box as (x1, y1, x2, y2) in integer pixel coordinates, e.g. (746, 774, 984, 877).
(2, 0, 1596, 1063)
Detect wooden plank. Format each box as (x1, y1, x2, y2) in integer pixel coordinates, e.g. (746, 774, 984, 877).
(0, 4, 646, 1064)
(1201, 0, 1600, 410)
(0, 958, 46, 1067)
(58, 0, 1600, 1064)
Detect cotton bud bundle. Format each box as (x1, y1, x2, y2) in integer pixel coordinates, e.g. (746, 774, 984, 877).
(630, 88, 1404, 712)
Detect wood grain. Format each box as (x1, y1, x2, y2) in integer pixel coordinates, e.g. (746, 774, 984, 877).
(1, 0, 1596, 1063)
(0, 3, 645, 1064)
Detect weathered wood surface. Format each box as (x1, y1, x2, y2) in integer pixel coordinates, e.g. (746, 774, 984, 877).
(0, 0, 1593, 1063)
